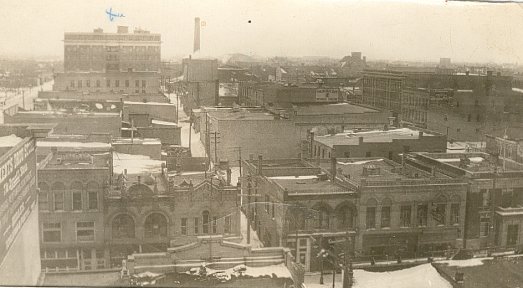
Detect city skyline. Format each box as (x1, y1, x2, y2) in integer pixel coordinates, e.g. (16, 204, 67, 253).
(1, 0, 523, 64)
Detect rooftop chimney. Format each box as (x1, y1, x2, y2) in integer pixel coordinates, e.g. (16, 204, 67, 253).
(359, 136, 364, 145)
(258, 154, 263, 176)
(419, 131, 424, 138)
(194, 17, 201, 53)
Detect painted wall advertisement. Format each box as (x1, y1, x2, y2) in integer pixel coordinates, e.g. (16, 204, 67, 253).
(0, 139, 36, 265)
(315, 89, 339, 102)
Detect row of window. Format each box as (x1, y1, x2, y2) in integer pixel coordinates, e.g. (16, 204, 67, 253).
(69, 79, 147, 89)
(42, 221, 95, 243)
(180, 215, 232, 236)
(365, 203, 460, 229)
(111, 212, 232, 239)
(39, 190, 98, 212)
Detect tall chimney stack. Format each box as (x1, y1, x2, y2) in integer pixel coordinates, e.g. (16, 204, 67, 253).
(194, 17, 201, 53)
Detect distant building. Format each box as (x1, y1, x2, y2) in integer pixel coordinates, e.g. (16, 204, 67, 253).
(339, 52, 367, 77)
(400, 87, 430, 127)
(439, 58, 452, 68)
(53, 71, 160, 95)
(63, 27, 161, 73)
(54, 27, 162, 100)
(178, 58, 219, 112)
(312, 128, 446, 161)
(238, 82, 341, 106)
(361, 70, 405, 117)
(198, 105, 391, 163)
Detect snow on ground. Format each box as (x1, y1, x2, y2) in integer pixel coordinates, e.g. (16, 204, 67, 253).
(352, 264, 452, 288)
(124, 101, 175, 106)
(186, 263, 292, 281)
(438, 257, 491, 267)
(305, 264, 452, 288)
(337, 159, 383, 165)
(151, 119, 178, 126)
(239, 211, 264, 248)
(0, 134, 23, 147)
(268, 175, 319, 180)
(113, 152, 165, 175)
(436, 157, 484, 163)
(37, 141, 111, 149)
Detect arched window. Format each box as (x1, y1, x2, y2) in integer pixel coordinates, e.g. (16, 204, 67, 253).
(381, 198, 392, 228)
(317, 206, 331, 229)
(336, 204, 355, 230)
(87, 182, 99, 210)
(366, 198, 378, 229)
(202, 211, 210, 234)
(112, 214, 135, 239)
(38, 182, 50, 211)
(71, 182, 83, 211)
(52, 182, 65, 211)
(144, 213, 168, 238)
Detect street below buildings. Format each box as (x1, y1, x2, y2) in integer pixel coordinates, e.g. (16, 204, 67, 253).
(167, 92, 206, 157)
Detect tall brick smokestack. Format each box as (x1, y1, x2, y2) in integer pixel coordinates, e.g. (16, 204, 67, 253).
(194, 17, 201, 53)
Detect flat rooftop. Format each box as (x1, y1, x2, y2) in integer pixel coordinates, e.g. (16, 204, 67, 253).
(42, 152, 110, 169)
(421, 152, 523, 173)
(208, 108, 277, 121)
(294, 103, 379, 115)
(124, 101, 175, 106)
(113, 152, 165, 175)
(37, 140, 111, 150)
(318, 158, 449, 183)
(315, 128, 432, 147)
(269, 175, 352, 195)
(13, 110, 120, 117)
(113, 138, 162, 145)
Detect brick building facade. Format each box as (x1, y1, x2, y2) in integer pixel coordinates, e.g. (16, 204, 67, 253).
(241, 156, 467, 271)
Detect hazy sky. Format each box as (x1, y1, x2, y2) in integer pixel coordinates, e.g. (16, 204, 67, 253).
(1, 0, 523, 63)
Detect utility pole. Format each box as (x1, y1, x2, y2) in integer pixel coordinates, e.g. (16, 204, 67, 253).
(176, 91, 180, 124)
(209, 176, 214, 261)
(238, 147, 242, 177)
(205, 112, 210, 172)
(212, 131, 220, 167)
(343, 232, 353, 288)
(131, 119, 135, 144)
(188, 112, 193, 154)
(247, 179, 251, 244)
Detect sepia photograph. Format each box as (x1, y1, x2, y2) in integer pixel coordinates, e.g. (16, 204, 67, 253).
(0, 0, 523, 287)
